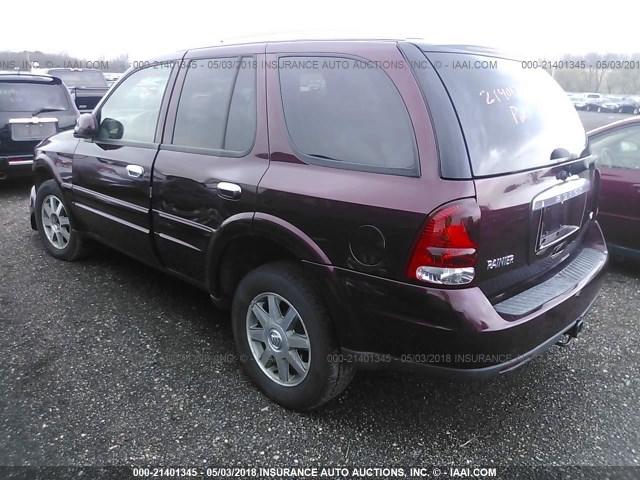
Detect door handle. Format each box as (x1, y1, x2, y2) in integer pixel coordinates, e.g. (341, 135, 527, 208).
(126, 165, 144, 178)
(217, 182, 242, 200)
(633, 184, 640, 194)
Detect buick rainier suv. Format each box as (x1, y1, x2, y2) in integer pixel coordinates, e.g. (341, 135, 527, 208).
(29, 40, 607, 410)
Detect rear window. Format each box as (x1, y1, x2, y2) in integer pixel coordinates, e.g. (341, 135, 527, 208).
(0, 82, 70, 112)
(424, 53, 587, 177)
(48, 69, 107, 88)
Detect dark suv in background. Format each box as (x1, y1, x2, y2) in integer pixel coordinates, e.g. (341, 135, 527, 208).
(0, 74, 78, 180)
(42, 68, 110, 113)
(29, 40, 607, 410)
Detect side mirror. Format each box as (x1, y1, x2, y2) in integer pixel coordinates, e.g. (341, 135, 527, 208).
(74, 113, 98, 139)
(100, 117, 124, 140)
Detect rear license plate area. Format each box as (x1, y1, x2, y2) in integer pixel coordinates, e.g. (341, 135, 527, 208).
(538, 202, 578, 250)
(10, 119, 58, 141)
(532, 178, 590, 254)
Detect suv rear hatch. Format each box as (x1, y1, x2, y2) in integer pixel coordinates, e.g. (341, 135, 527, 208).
(412, 46, 599, 306)
(0, 77, 78, 155)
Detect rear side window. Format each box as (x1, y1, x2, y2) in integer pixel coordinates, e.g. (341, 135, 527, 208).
(172, 57, 256, 153)
(0, 82, 70, 112)
(423, 52, 587, 177)
(278, 56, 418, 176)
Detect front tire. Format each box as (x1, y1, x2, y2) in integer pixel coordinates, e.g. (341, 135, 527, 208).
(231, 262, 355, 411)
(35, 179, 90, 261)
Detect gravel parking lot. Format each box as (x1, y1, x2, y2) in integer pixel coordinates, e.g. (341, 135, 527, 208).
(1, 175, 638, 469)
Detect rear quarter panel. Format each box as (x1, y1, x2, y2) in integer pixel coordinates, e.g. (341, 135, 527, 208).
(259, 41, 475, 280)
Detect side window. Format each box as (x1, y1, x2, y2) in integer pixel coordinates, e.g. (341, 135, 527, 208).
(278, 56, 417, 175)
(172, 57, 256, 153)
(225, 59, 257, 152)
(593, 126, 640, 169)
(98, 66, 171, 143)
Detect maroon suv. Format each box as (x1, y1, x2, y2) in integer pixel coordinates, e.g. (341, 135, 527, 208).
(29, 40, 607, 410)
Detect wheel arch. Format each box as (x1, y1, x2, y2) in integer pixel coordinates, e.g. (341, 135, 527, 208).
(32, 155, 58, 189)
(206, 212, 332, 306)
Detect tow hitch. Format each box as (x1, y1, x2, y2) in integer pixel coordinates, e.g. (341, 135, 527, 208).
(556, 319, 584, 348)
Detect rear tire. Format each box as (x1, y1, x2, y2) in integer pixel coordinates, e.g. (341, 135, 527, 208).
(231, 261, 355, 411)
(35, 179, 91, 261)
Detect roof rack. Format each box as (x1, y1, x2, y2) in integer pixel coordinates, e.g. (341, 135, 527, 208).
(193, 31, 419, 50)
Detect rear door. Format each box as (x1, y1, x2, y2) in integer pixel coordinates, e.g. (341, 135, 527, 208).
(71, 64, 177, 266)
(151, 46, 268, 284)
(591, 124, 640, 251)
(419, 50, 594, 297)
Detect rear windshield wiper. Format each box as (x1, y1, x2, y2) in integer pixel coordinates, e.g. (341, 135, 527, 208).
(32, 107, 66, 116)
(550, 148, 594, 180)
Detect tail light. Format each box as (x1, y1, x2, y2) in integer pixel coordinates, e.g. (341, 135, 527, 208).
(406, 199, 481, 286)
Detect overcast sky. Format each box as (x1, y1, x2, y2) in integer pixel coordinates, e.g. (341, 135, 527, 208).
(2, 0, 639, 60)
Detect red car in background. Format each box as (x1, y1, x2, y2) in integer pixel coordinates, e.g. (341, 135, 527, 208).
(589, 117, 640, 260)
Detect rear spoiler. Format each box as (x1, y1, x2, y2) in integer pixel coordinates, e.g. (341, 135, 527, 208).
(0, 75, 63, 85)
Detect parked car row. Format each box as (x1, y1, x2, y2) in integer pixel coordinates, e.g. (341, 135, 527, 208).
(31, 68, 110, 113)
(568, 92, 640, 114)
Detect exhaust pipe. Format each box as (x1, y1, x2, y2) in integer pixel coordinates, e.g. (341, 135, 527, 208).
(556, 319, 585, 348)
(0, 172, 7, 180)
(556, 333, 573, 348)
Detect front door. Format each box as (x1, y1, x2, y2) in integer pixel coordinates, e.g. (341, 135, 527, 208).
(71, 64, 177, 266)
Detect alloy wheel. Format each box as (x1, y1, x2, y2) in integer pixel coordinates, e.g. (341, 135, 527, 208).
(246, 292, 311, 386)
(41, 195, 71, 249)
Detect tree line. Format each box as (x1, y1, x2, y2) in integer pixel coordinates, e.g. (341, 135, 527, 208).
(550, 53, 640, 95)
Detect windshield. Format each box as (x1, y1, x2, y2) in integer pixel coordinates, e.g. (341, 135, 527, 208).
(0, 82, 70, 112)
(424, 52, 587, 176)
(48, 69, 107, 88)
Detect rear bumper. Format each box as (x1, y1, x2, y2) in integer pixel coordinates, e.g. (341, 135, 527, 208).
(0, 155, 34, 179)
(308, 220, 607, 377)
(343, 316, 590, 378)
